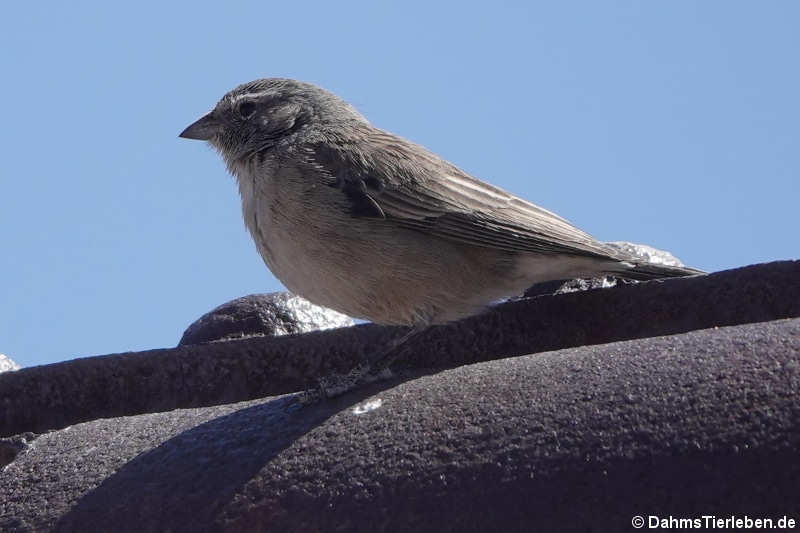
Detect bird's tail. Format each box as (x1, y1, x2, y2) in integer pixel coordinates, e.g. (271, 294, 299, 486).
(608, 261, 706, 281)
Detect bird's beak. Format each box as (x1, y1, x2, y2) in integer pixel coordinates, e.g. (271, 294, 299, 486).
(179, 111, 220, 140)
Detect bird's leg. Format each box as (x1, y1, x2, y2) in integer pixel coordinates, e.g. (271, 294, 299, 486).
(309, 324, 427, 400)
(364, 323, 427, 375)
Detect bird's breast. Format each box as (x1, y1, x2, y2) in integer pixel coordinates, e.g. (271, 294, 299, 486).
(235, 163, 377, 318)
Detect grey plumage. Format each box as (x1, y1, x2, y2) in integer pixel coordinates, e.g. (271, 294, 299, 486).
(181, 78, 703, 328)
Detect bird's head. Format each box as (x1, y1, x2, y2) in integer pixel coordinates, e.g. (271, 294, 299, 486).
(179, 78, 367, 165)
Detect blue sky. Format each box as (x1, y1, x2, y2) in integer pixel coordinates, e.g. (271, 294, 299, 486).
(2, 2, 798, 369)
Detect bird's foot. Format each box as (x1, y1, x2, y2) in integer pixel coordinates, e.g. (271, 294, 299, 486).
(298, 364, 394, 404)
(298, 325, 424, 404)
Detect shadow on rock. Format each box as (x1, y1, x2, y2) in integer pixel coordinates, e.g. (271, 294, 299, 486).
(54, 380, 404, 533)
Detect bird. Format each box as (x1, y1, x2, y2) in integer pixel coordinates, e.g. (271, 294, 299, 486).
(180, 78, 703, 391)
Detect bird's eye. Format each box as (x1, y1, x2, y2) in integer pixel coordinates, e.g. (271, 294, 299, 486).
(238, 101, 256, 119)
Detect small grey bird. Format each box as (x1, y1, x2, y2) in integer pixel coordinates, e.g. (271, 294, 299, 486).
(180, 78, 702, 386)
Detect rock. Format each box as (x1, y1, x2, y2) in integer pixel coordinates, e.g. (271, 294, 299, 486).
(179, 292, 354, 346)
(524, 276, 622, 297)
(552, 276, 621, 293)
(2, 319, 798, 532)
(0, 432, 35, 470)
(2, 261, 798, 439)
(605, 241, 687, 267)
(0, 353, 20, 373)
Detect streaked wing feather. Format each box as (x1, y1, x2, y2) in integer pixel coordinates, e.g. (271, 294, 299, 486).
(307, 129, 621, 261)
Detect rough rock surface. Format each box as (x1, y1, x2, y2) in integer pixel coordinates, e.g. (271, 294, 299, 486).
(0, 354, 20, 373)
(0, 260, 798, 532)
(525, 275, 622, 297)
(1, 261, 798, 439)
(605, 241, 687, 266)
(1, 319, 798, 532)
(179, 292, 354, 346)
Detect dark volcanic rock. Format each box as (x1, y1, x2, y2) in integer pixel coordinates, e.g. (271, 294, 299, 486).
(1, 261, 798, 438)
(179, 292, 354, 345)
(0, 432, 35, 469)
(1, 319, 798, 532)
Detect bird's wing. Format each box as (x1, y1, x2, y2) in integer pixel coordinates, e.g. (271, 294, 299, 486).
(303, 129, 624, 260)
